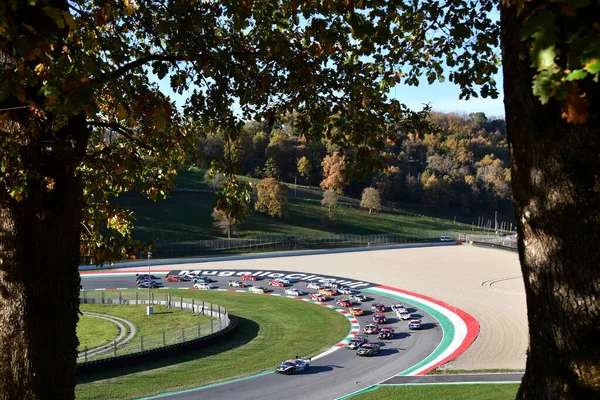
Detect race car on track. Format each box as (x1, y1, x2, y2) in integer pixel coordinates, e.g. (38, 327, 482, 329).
(136, 274, 160, 282)
(269, 280, 287, 287)
(194, 283, 216, 290)
(373, 312, 387, 324)
(241, 274, 258, 281)
(275, 357, 310, 375)
(378, 327, 395, 339)
(309, 293, 328, 302)
(319, 288, 338, 296)
(228, 281, 248, 288)
(306, 282, 324, 290)
(363, 323, 379, 334)
(408, 319, 422, 330)
(248, 286, 267, 294)
(165, 275, 187, 282)
(349, 307, 364, 316)
(391, 304, 405, 312)
(338, 287, 359, 295)
(137, 280, 162, 288)
(284, 288, 306, 296)
(351, 294, 368, 303)
(371, 303, 387, 312)
(193, 276, 215, 284)
(275, 277, 297, 284)
(397, 312, 413, 320)
(336, 298, 352, 307)
(356, 343, 380, 357)
(346, 336, 368, 350)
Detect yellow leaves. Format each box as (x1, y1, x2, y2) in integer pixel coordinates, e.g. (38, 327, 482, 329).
(34, 63, 46, 76)
(44, 177, 56, 192)
(124, 0, 136, 16)
(584, 59, 598, 72)
(116, 105, 128, 120)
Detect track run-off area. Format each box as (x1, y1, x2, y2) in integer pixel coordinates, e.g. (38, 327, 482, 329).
(80, 243, 527, 399)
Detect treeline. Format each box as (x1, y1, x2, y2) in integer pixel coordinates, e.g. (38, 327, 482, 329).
(195, 111, 511, 216)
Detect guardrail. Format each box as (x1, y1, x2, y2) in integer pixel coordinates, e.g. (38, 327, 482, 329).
(78, 291, 231, 367)
(457, 233, 518, 250)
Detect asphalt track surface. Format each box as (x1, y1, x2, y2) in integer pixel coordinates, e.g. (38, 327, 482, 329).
(81, 273, 444, 400)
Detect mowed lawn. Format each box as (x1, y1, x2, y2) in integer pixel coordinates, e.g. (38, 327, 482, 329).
(77, 315, 119, 351)
(75, 290, 349, 399)
(350, 383, 520, 400)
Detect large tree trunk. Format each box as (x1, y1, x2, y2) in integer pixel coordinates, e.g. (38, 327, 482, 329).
(0, 122, 86, 399)
(501, 2, 600, 398)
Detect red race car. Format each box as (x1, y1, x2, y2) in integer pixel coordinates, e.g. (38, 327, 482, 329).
(241, 274, 258, 281)
(336, 298, 352, 307)
(166, 275, 186, 282)
(269, 280, 287, 287)
(310, 293, 328, 302)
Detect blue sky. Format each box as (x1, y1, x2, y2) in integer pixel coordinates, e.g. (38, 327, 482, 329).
(156, 72, 505, 120)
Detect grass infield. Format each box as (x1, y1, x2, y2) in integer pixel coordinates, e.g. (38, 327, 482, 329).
(77, 315, 119, 351)
(75, 290, 349, 399)
(349, 383, 520, 400)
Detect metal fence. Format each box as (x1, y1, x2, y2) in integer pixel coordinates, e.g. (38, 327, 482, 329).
(150, 231, 455, 258)
(78, 291, 230, 363)
(457, 233, 518, 249)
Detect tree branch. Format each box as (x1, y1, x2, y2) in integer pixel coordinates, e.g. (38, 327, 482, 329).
(97, 55, 187, 85)
(87, 121, 155, 151)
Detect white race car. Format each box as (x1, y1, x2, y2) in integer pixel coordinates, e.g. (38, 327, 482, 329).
(276, 357, 310, 375)
(397, 312, 413, 320)
(351, 294, 368, 303)
(391, 304, 405, 312)
(194, 283, 216, 290)
(306, 282, 324, 290)
(408, 319, 422, 330)
(284, 288, 306, 296)
(337, 287, 358, 295)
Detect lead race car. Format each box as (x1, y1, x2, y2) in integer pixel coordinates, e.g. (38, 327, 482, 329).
(276, 357, 311, 375)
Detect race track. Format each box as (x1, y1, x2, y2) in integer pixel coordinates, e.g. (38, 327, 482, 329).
(80, 244, 527, 398)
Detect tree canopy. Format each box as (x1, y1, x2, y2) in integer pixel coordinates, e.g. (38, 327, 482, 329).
(1, 0, 599, 399)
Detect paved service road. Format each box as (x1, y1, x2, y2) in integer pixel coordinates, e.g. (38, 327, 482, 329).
(81, 272, 444, 400)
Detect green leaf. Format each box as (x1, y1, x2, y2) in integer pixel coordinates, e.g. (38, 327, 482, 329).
(566, 69, 588, 81)
(537, 46, 556, 71)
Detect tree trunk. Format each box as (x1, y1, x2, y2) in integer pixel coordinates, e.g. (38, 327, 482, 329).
(501, 3, 600, 398)
(0, 151, 83, 399)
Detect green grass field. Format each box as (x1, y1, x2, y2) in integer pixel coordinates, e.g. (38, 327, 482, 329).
(349, 383, 520, 400)
(77, 315, 119, 351)
(75, 290, 349, 399)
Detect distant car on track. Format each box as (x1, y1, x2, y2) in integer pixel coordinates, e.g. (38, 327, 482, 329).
(165, 275, 187, 282)
(371, 303, 387, 313)
(228, 281, 248, 288)
(138, 280, 162, 288)
(346, 336, 368, 350)
(349, 307, 364, 316)
(275, 277, 297, 284)
(378, 327, 395, 339)
(337, 287, 358, 295)
(408, 319, 422, 330)
(269, 280, 287, 287)
(136, 274, 160, 282)
(194, 283, 216, 290)
(275, 358, 310, 375)
(319, 288, 338, 296)
(397, 312, 413, 320)
(309, 293, 328, 302)
(336, 298, 352, 307)
(356, 343, 380, 357)
(351, 294, 368, 303)
(363, 324, 379, 335)
(248, 286, 267, 294)
(284, 288, 306, 296)
(390, 304, 405, 312)
(373, 312, 387, 324)
(440, 235, 453, 242)
(193, 276, 216, 284)
(241, 274, 258, 281)
(306, 282, 324, 290)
